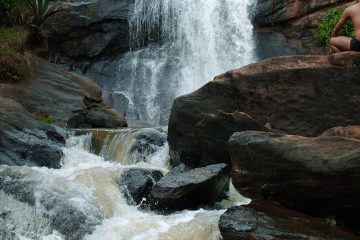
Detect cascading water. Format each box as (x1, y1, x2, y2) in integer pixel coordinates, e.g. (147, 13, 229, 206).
(115, 0, 256, 125)
(1, 132, 249, 240)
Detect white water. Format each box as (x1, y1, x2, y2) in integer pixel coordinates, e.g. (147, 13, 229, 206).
(1, 132, 249, 240)
(114, 0, 256, 125)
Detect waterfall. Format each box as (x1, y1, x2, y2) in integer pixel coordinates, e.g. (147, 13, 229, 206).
(114, 0, 256, 125)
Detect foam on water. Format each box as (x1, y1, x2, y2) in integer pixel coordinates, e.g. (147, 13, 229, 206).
(1, 132, 248, 240)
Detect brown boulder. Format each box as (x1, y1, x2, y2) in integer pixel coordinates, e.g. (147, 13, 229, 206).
(219, 201, 359, 240)
(168, 52, 360, 168)
(229, 130, 360, 230)
(67, 96, 127, 128)
(253, 0, 352, 26)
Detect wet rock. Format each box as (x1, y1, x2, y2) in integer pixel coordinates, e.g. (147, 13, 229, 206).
(0, 166, 104, 240)
(130, 128, 167, 157)
(219, 201, 359, 240)
(0, 97, 66, 168)
(149, 163, 230, 211)
(229, 130, 360, 230)
(168, 53, 360, 168)
(117, 168, 163, 205)
(67, 96, 127, 128)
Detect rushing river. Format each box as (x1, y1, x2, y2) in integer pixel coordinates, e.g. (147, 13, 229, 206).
(114, 0, 256, 125)
(0, 131, 249, 240)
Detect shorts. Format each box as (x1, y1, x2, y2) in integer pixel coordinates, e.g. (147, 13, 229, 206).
(350, 38, 360, 51)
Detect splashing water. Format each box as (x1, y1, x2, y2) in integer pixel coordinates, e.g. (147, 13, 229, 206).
(115, 0, 256, 125)
(1, 132, 249, 240)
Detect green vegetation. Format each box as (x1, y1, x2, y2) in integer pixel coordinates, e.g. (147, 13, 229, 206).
(324, 215, 337, 227)
(0, 26, 28, 50)
(0, 44, 29, 81)
(39, 115, 56, 124)
(316, 7, 355, 46)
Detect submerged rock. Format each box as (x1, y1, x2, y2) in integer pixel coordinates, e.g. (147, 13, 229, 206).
(219, 201, 359, 240)
(149, 163, 230, 211)
(130, 128, 167, 159)
(168, 53, 360, 168)
(0, 166, 104, 240)
(117, 168, 163, 205)
(229, 130, 360, 230)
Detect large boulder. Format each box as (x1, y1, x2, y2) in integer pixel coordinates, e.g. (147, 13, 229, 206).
(229, 130, 360, 229)
(45, 0, 134, 67)
(149, 163, 230, 211)
(168, 52, 360, 168)
(169, 110, 272, 168)
(219, 201, 359, 240)
(0, 97, 65, 168)
(0, 54, 102, 126)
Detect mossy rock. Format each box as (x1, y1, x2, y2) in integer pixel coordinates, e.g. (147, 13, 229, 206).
(0, 44, 29, 82)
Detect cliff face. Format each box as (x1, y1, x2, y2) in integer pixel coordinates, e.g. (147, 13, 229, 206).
(45, 0, 135, 68)
(252, 0, 355, 56)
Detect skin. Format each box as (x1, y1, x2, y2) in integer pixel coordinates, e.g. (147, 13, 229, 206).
(330, 1, 360, 53)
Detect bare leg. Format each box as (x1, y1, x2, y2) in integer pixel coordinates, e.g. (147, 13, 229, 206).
(330, 45, 341, 53)
(330, 36, 352, 52)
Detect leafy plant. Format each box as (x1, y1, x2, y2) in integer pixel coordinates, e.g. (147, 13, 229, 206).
(28, 0, 55, 27)
(324, 215, 337, 227)
(316, 7, 355, 46)
(39, 115, 56, 124)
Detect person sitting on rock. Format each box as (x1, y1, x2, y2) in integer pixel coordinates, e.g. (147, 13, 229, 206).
(330, 0, 360, 53)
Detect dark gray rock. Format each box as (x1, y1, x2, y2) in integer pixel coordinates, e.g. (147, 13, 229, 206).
(169, 109, 272, 168)
(46, 0, 135, 67)
(117, 168, 163, 205)
(0, 97, 66, 168)
(130, 128, 167, 157)
(149, 163, 230, 211)
(254, 31, 299, 60)
(0, 54, 103, 127)
(219, 201, 359, 240)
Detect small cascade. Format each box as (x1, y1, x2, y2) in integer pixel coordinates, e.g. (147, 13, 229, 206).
(0, 131, 249, 239)
(114, 0, 256, 125)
